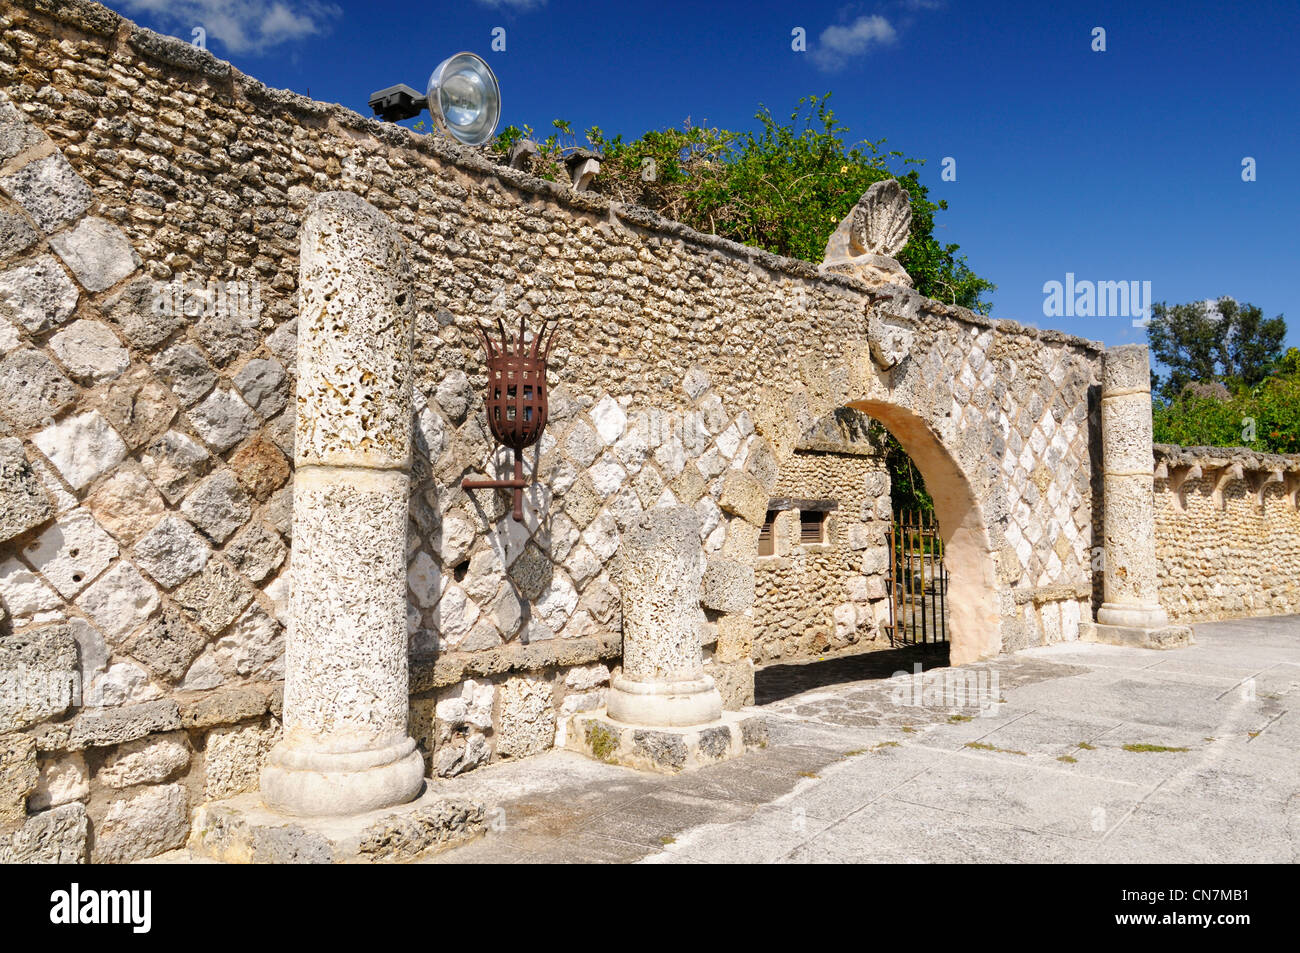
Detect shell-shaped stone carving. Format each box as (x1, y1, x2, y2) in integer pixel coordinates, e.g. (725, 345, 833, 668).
(849, 179, 912, 257)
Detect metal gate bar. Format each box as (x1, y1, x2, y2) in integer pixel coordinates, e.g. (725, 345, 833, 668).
(885, 510, 949, 649)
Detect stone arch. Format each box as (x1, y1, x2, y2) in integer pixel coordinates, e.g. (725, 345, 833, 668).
(841, 398, 1002, 665)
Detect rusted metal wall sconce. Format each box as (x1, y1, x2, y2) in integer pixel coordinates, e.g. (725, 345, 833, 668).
(461, 313, 558, 521)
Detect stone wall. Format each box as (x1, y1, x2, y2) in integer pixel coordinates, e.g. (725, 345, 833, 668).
(0, 0, 1116, 861)
(753, 418, 892, 661)
(1153, 444, 1300, 622)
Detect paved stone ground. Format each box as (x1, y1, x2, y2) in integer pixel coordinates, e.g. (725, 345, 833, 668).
(424, 616, 1300, 863)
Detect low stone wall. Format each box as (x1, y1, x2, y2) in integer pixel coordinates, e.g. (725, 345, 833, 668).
(1153, 444, 1300, 622)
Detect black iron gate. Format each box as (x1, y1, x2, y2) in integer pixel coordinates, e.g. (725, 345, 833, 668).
(884, 510, 949, 650)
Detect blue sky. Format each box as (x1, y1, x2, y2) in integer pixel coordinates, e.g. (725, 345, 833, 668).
(105, 0, 1299, 352)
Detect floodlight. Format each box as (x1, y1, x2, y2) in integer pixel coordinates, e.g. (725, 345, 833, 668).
(426, 52, 500, 146)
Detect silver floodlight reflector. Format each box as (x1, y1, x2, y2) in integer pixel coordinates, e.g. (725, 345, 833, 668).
(427, 52, 500, 146)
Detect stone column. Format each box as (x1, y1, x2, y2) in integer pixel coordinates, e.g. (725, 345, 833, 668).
(1096, 344, 1170, 629)
(606, 505, 724, 727)
(260, 192, 424, 816)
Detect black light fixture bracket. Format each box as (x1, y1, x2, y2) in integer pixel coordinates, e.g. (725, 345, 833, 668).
(368, 84, 426, 122)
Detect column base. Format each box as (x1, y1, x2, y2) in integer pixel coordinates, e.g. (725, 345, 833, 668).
(605, 674, 723, 727)
(1079, 621, 1193, 650)
(188, 787, 486, 863)
(1097, 602, 1170, 628)
(260, 734, 425, 817)
(563, 709, 768, 774)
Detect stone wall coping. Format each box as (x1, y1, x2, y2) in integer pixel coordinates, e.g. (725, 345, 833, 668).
(1154, 443, 1300, 474)
(17, 0, 1107, 358)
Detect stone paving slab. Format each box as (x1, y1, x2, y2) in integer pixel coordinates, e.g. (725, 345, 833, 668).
(421, 615, 1300, 863)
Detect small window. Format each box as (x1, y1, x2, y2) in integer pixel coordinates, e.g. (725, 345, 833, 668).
(799, 510, 826, 545)
(757, 510, 778, 556)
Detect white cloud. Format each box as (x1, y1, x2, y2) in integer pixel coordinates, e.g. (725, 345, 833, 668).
(812, 15, 899, 71)
(118, 0, 342, 55)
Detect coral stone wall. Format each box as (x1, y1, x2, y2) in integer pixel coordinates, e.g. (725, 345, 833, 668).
(0, 0, 1115, 863)
(753, 448, 892, 662)
(1153, 444, 1300, 622)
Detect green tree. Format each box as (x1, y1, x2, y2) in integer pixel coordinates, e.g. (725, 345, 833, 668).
(1147, 297, 1287, 401)
(493, 94, 995, 312)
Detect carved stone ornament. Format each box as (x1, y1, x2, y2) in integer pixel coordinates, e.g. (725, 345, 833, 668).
(821, 179, 914, 289)
(867, 311, 914, 370)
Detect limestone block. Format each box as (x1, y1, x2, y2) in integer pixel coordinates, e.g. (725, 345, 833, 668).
(214, 605, 283, 678)
(0, 802, 87, 863)
(97, 735, 190, 788)
(204, 719, 281, 800)
(0, 437, 52, 542)
(0, 557, 61, 623)
(25, 508, 118, 598)
(181, 469, 251, 543)
(0, 348, 78, 430)
(0, 732, 38, 823)
(127, 604, 208, 683)
(32, 411, 127, 490)
(187, 386, 258, 453)
(48, 319, 130, 383)
(0, 255, 79, 333)
(172, 558, 253, 636)
(98, 366, 178, 450)
(92, 783, 189, 863)
(152, 343, 218, 407)
(223, 522, 286, 583)
(75, 560, 159, 642)
(714, 614, 755, 663)
(0, 152, 92, 232)
(232, 357, 287, 418)
(84, 661, 160, 708)
(140, 430, 210, 504)
(29, 751, 88, 810)
(591, 395, 627, 445)
(496, 674, 556, 759)
(67, 699, 181, 750)
(0, 207, 36, 262)
(718, 470, 767, 526)
(133, 514, 211, 588)
(178, 686, 269, 731)
(87, 466, 164, 544)
(701, 557, 755, 613)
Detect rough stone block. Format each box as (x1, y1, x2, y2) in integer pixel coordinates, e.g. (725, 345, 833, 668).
(140, 430, 210, 504)
(0, 255, 78, 333)
(48, 217, 140, 293)
(187, 387, 258, 453)
(718, 470, 767, 525)
(127, 604, 208, 683)
(32, 411, 127, 490)
(97, 365, 177, 449)
(48, 319, 130, 384)
(0, 802, 87, 863)
(204, 719, 280, 800)
(181, 469, 251, 543)
(178, 685, 269, 731)
(0, 732, 38, 823)
(97, 735, 190, 788)
(0, 152, 92, 232)
(565, 709, 766, 773)
(86, 467, 164, 544)
(495, 674, 556, 759)
(0, 437, 52, 542)
(28, 751, 88, 810)
(223, 522, 286, 583)
(92, 783, 189, 863)
(713, 615, 755, 664)
(228, 435, 289, 501)
(133, 514, 211, 589)
(68, 699, 181, 749)
(24, 508, 118, 598)
(75, 560, 159, 643)
(0, 348, 78, 430)
(701, 557, 755, 613)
